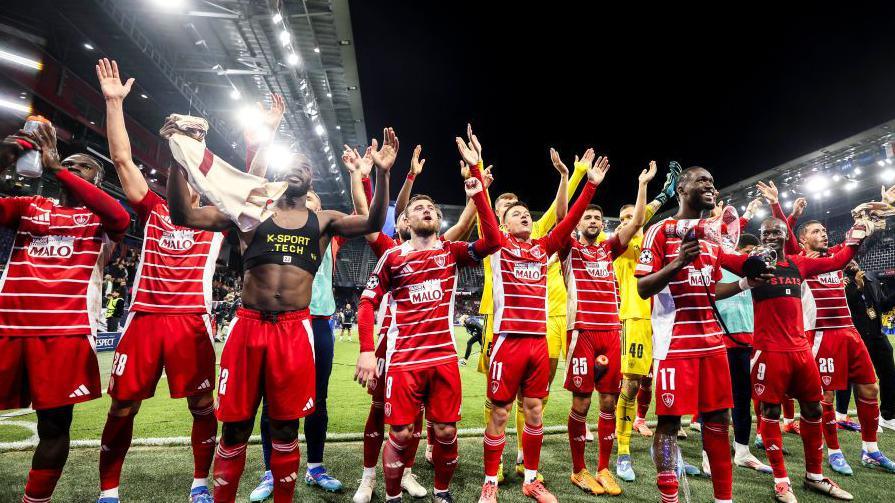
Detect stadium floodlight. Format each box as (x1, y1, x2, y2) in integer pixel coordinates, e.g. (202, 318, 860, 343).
(335, 125, 341, 130)
(152, 0, 183, 9)
(740, 205, 746, 212)
(845, 180, 858, 191)
(267, 144, 293, 172)
(804, 174, 829, 193)
(881, 169, 895, 183)
(150, 168, 157, 175)
(314, 47, 321, 53)
(784, 200, 794, 209)
(229, 88, 240, 100)
(287, 53, 300, 66)
(832, 174, 841, 182)
(279, 30, 291, 46)
(0, 49, 42, 70)
(140, 93, 148, 99)
(822, 189, 831, 197)
(272, 12, 282, 23)
(781, 191, 789, 199)
(756, 209, 768, 219)
(854, 167, 862, 175)
(314, 124, 325, 136)
(0, 97, 31, 114)
(83, 43, 94, 50)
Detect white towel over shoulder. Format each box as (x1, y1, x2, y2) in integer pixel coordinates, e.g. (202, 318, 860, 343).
(167, 118, 286, 232)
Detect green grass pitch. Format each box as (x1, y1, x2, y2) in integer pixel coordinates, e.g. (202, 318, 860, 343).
(1, 328, 894, 501)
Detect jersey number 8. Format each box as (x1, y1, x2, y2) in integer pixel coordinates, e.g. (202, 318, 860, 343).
(111, 353, 128, 377)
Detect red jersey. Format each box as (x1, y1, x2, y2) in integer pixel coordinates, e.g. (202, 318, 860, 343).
(129, 191, 224, 314)
(560, 235, 627, 331)
(361, 239, 482, 371)
(0, 196, 114, 336)
(635, 218, 728, 359)
(802, 243, 855, 331)
(368, 232, 398, 337)
(726, 246, 855, 352)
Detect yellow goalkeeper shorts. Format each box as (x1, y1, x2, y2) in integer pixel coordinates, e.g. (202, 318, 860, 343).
(621, 318, 653, 376)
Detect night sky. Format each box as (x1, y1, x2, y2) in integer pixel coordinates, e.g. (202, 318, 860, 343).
(350, 2, 895, 214)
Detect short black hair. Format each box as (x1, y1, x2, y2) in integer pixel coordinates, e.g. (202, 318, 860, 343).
(797, 220, 823, 240)
(503, 201, 529, 222)
(737, 233, 760, 249)
(585, 204, 603, 215)
(619, 203, 634, 213)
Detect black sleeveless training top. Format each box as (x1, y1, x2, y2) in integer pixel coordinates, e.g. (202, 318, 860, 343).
(243, 212, 322, 275)
(750, 258, 803, 301)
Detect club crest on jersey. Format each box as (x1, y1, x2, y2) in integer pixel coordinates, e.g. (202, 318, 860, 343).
(573, 376, 583, 388)
(160, 229, 196, 251)
(754, 384, 766, 396)
(408, 279, 443, 304)
(365, 276, 380, 290)
(530, 245, 544, 259)
(160, 214, 173, 226)
(491, 380, 500, 394)
(639, 249, 653, 264)
(585, 261, 610, 278)
(816, 272, 840, 286)
(369, 378, 378, 391)
(384, 403, 392, 417)
(73, 213, 91, 226)
(822, 376, 832, 386)
(28, 235, 74, 259)
(661, 392, 675, 408)
(434, 254, 446, 268)
(513, 262, 542, 281)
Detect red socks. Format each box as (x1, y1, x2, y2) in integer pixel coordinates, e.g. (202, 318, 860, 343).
(754, 400, 763, 435)
(270, 439, 300, 503)
(568, 410, 588, 473)
(406, 409, 424, 469)
(657, 470, 679, 503)
(821, 400, 840, 450)
(857, 397, 880, 443)
(98, 412, 136, 491)
(189, 403, 217, 479)
(212, 441, 247, 503)
(597, 411, 615, 471)
(522, 423, 544, 472)
(432, 433, 459, 492)
(702, 422, 733, 500)
(23, 468, 62, 503)
(782, 398, 795, 421)
(637, 378, 652, 419)
(382, 432, 408, 498)
(801, 416, 824, 476)
(363, 402, 385, 469)
(483, 432, 505, 477)
(761, 417, 787, 480)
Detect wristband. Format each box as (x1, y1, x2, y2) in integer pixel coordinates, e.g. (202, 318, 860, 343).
(738, 276, 753, 291)
(406, 172, 416, 181)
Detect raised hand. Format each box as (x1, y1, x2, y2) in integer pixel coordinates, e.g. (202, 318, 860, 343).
(370, 127, 398, 171)
(483, 165, 494, 188)
(456, 124, 482, 167)
(746, 198, 763, 217)
(711, 200, 725, 219)
(96, 58, 134, 101)
(411, 145, 426, 177)
(586, 155, 610, 185)
(639, 160, 658, 185)
(662, 161, 683, 199)
(882, 184, 895, 206)
(464, 176, 484, 198)
(573, 148, 596, 171)
(791, 197, 807, 219)
(259, 93, 286, 132)
(549, 148, 569, 177)
(757, 180, 778, 205)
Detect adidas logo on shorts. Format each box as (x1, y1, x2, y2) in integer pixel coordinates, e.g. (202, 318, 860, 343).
(302, 398, 315, 412)
(198, 379, 212, 391)
(68, 384, 90, 398)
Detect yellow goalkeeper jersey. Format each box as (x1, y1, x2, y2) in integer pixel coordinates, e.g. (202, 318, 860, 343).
(598, 205, 657, 321)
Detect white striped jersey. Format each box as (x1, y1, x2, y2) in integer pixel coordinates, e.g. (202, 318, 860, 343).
(561, 236, 627, 331)
(129, 191, 223, 314)
(362, 239, 479, 371)
(0, 196, 113, 336)
(801, 244, 854, 331)
(635, 218, 727, 359)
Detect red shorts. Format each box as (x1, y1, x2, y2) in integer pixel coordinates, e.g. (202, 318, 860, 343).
(108, 312, 216, 401)
(564, 329, 622, 394)
(488, 334, 550, 403)
(384, 362, 461, 425)
(0, 335, 101, 411)
(654, 351, 732, 416)
(750, 349, 823, 403)
(808, 327, 877, 390)
(216, 308, 316, 422)
(367, 334, 388, 401)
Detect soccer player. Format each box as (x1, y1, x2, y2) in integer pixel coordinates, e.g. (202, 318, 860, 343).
(0, 122, 130, 503)
(479, 154, 609, 503)
(562, 160, 656, 496)
(94, 58, 224, 503)
(476, 141, 592, 483)
(635, 166, 755, 503)
(340, 303, 356, 342)
(357, 141, 499, 503)
(459, 314, 485, 366)
(728, 207, 868, 502)
(611, 161, 681, 481)
(166, 124, 394, 502)
(797, 198, 895, 475)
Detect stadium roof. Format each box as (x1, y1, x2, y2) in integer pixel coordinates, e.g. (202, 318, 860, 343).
(1, 0, 367, 212)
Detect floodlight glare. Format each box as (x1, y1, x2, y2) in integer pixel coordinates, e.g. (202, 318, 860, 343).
(804, 174, 829, 193)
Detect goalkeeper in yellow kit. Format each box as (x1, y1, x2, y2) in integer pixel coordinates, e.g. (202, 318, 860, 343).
(476, 148, 596, 482)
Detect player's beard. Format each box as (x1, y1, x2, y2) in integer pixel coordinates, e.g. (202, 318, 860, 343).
(581, 227, 601, 240)
(397, 228, 411, 241)
(411, 220, 438, 238)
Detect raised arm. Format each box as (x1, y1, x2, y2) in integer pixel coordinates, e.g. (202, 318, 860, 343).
(533, 148, 591, 235)
(757, 180, 800, 255)
(342, 145, 374, 216)
(464, 163, 500, 257)
(548, 147, 571, 221)
(616, 160, 658, 247)
(545, 155, 608, 255)
(245, 94, 285, 177)
(796, 227, 864, 278)
(647, 161, 682, 216)
(788, 197, 807, 230)
(394, 144, 426, 217)
(97, 59, 148, 204)
(166, 165, 232, 231)
(444, 168, 491, 242)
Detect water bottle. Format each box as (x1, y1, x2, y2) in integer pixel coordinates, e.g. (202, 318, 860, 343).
(15, 115, 50, 178)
